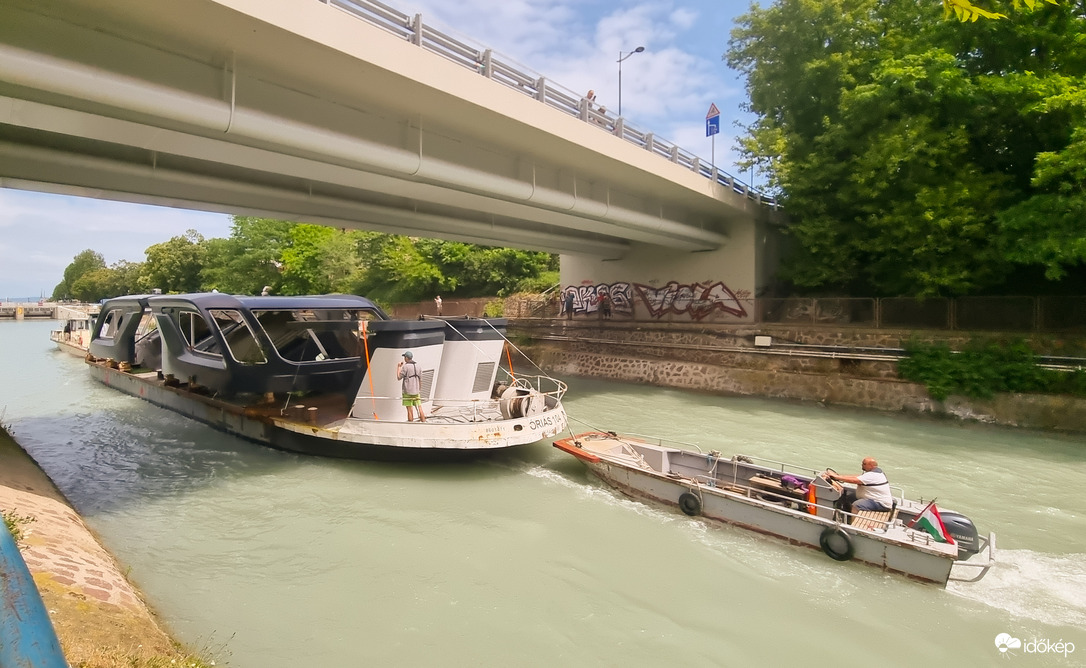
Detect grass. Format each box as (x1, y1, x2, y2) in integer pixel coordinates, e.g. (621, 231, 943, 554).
(70, 647, 221, 668)
(3, 508, 35, 543)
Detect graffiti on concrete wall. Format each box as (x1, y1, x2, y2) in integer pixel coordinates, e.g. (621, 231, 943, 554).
(633, 281, 748, 320)
(562, 281, 747, 320)
(563, 283, 633, 314)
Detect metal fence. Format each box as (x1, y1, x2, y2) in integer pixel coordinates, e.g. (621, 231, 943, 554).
(507, 295, 1086, 332)
(320, 0, 777, 208)
(757, 296, 1086, 332)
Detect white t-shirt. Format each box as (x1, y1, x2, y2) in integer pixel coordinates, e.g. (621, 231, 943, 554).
(856, 468, 892, 508)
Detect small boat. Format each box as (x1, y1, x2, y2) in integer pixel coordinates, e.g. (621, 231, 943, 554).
(49, 316, 93, 356)
(85, 293, 567, 460)
(554, 431, 995, 586)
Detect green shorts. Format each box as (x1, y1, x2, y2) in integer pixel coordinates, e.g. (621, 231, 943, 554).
(401, 394, 421, 407)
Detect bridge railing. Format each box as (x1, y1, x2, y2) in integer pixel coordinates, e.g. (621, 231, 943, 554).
(322, 0, 778, 208)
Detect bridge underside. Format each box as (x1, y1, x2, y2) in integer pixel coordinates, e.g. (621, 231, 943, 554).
(0, 0, 770, 259)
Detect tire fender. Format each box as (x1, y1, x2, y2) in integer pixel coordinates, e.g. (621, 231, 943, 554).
(678, 492, 701, 516)
(819, 527, 854, 561)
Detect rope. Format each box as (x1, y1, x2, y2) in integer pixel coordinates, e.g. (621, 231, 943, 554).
(481, 319, 550, 377)
(360, 319, 378, 419)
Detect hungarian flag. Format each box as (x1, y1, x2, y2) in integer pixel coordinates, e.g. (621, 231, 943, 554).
(908, 502, 956, 545)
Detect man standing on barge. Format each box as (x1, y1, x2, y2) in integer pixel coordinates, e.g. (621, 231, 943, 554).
(397, 351, 426, 422)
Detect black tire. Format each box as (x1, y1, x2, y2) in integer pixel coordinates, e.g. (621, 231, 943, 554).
(678, 492, 701, 516)
(819, 527, 854, 561)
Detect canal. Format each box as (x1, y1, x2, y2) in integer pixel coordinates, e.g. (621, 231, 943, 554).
(2, 319, 1083, 666)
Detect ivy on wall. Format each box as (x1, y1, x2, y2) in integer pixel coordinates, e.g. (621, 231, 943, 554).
(896, 340, 1086, 401)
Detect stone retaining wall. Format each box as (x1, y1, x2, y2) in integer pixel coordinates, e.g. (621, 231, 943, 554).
(510, 320, 1086, 434)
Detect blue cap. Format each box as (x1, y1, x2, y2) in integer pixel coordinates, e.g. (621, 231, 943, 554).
(402, 351, 413, 359)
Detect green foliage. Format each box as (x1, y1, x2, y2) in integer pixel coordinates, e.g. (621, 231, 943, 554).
(353, 233, 445, 302)
(2, 509, 35, 544)
(142, 230, 206, 293)
(66, 260, 147, 302)
(483, 299, 505, 317)
(199, 217, 293, 295)
(942, 0, 1061, 23)
(52, 249, 106, 300)
(727, 0, 1086, 297)
(278, 224, 359, 295)
(897, 339, 1084, 400)
(54, 215, 558, 303)
(510, 270, 560, 295)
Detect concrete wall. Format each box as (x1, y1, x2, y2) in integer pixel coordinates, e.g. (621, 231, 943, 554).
(559, 213, 785, 324)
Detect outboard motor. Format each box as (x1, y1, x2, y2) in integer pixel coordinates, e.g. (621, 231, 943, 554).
(939, 511, 981, 560)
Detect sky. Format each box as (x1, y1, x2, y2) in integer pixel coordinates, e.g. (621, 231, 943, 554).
(0, 0, 759, 299)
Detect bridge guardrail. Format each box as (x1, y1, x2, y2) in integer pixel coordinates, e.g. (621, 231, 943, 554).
(322, 0, 778, 208)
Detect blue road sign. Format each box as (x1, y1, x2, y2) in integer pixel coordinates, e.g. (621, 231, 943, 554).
(706, 115, 720, 137)
(706, 103, 721, 137)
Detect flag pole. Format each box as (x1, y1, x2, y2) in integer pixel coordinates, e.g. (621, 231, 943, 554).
(905, 498, 938, 529)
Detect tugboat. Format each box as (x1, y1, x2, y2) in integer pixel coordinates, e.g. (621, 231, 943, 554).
(50, 315, 92, 356)
(554, 431, 994, 586)
(86, 293, 567, 460)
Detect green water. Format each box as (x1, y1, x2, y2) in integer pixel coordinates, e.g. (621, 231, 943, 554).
(2, 320, 1083, 667)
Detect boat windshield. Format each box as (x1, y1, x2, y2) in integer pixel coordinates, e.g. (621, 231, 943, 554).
(208, 309, 266, 364)
(251, 309, 377, 362)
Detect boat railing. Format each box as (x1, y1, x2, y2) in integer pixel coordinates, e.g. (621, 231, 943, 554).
(691, 473, 910, 532)
(949, 533, 996, 582)
(614, 432, 706, 453)
(346, 375, 567, 420)
(503, 373, 568, 402)
(731, 453, 908, 503)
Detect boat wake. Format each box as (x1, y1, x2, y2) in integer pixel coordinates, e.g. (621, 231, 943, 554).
(948, 548, 1086, 629)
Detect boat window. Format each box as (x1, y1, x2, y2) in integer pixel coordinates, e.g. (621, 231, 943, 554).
(134, 312, 157, 343)
(97, 308, 125, 339)
(251, 309, 371, 362)
(180, 311, 222, 357)
(209, 309, 267, 365)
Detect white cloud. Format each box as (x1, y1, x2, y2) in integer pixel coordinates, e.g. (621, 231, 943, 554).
(402, 0, 752, 155)
(0, 190, 230, 299)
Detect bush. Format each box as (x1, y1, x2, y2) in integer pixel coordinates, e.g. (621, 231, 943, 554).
(897, 339, 1086, 401)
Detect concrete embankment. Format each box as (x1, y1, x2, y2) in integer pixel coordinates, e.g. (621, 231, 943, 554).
(510, 319, 1086, 434)
(0, 428, 187, 665)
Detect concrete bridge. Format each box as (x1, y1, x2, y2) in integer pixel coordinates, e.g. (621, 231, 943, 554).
(0, 0, 784, 322)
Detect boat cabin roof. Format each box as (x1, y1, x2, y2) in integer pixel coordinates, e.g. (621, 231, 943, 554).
(155, 293, 386, 316)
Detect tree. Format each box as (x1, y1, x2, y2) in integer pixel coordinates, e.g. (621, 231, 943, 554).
(431, 242, 558, 296)
(278, 225, 365, 295)
(943, 0, 1058, 23)
(727, 0, 1085, 296)
(200, 217, 292, 294)
(67, 260, 147, 302)
(142, 230, 207, 293)
(52, 249, 106, 300)
(353, 233, 444, 303)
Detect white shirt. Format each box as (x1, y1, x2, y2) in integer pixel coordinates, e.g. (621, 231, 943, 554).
(856, 468, 892, 508)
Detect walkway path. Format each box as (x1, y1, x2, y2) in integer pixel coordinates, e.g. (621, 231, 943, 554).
(0, 429, 188, 665)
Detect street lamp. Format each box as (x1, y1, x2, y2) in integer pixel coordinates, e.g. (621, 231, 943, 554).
(617, 46, 644, 116)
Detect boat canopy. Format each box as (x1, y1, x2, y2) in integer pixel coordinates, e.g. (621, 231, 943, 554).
(92, 293, 387, 397)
